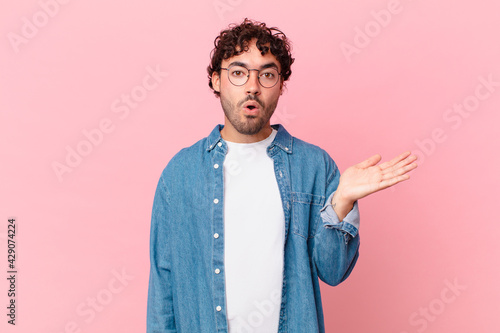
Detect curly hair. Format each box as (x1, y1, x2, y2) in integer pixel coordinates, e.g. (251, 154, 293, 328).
(207, 18, 294, 97)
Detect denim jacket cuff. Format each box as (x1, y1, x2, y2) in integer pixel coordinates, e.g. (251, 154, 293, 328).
(319, 191, 360, 238)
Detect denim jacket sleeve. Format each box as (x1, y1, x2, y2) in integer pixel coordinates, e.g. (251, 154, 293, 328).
(311, 153, 360, 287)
(147, 175, 177, 332)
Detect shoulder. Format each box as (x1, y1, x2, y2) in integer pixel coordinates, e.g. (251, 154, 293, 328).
(287, 131, 339, 178)
(293, 136, 330, 158)
(160, 135, 208, 180)
(292, 133, 337, 164)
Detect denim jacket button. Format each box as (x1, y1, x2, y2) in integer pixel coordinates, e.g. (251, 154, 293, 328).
(216, 306, 222, 311)
(215, 268, 220, 274)
(217, 142, 222, 147)
(214, 163, 219, 169)
(214, 233, 219, 239)
(213, 198, 219, 204)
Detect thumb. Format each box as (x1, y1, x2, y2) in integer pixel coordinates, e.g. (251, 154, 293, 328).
(356, 154, 381, 169)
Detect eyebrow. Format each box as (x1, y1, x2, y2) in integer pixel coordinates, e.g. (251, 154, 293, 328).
(227, 61, 280, 71)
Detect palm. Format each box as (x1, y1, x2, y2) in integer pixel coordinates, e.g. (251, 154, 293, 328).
(337, 151, 418, 202)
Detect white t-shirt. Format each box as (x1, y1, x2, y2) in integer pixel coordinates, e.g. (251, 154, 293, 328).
(223, 129, 285, 333)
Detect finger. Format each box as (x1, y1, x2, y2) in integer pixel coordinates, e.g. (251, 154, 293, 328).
(378, 151, 412, 170)
(382, 161, 418, 180)
(379, 174, 411, 189)
(378, 151, 411, 170)
(382, 154, 418, 175)
(356, 154, 382, 169)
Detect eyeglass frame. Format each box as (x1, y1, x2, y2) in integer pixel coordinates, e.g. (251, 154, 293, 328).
(219, 64, 282, 88)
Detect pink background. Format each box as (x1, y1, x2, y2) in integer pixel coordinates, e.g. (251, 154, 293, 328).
(1, 0, 499, 332)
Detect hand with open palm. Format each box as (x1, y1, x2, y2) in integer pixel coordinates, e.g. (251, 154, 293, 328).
(332, 151, 418, 221)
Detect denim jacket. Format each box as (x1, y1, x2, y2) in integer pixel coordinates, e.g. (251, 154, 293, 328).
(147, 124, 360, 333)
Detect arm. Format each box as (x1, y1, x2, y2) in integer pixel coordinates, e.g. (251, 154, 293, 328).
(312, 155, 360, 286)
(147, 176, 177, 332)
(312, 151, 418, 286)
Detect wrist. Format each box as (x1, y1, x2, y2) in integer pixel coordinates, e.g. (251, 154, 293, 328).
(331, 190, 354, 222)
(332, 189, 355, 208)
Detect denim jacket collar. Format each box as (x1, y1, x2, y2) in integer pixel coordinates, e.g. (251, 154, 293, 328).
(206, 124, 293, 154)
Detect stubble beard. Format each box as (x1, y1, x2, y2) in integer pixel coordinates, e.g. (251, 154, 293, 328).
(220, 94, 278, 136)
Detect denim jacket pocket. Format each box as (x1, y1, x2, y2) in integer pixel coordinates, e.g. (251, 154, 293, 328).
(291, 192, 325, 239)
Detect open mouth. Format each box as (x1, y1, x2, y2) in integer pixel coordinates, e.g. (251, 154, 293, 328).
(243, 104, 259, 116)
(242, 100, 260, 115)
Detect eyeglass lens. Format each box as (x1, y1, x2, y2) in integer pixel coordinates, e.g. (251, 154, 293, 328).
(226, 66, 279, 88)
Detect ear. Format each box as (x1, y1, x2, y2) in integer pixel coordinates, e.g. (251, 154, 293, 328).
(212, 71, 221, 93)
(279, 79, 284, 95)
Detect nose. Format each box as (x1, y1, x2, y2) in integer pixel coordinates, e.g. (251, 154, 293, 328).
(245, 69, 261, 95)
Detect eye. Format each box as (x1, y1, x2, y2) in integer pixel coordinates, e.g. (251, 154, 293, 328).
(229, 66, 248, 77)
(260, 69, 277, 80)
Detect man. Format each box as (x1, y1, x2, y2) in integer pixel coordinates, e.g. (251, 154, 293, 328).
(147, 18, 417, 333)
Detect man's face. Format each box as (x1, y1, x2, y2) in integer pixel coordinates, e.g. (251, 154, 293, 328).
(211, 39, 283, 140)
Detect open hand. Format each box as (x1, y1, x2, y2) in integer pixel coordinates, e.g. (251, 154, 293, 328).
(336, 151, 418, 204)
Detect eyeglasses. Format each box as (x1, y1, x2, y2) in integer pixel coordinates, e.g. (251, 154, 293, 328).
(220, 65, 282, 88)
